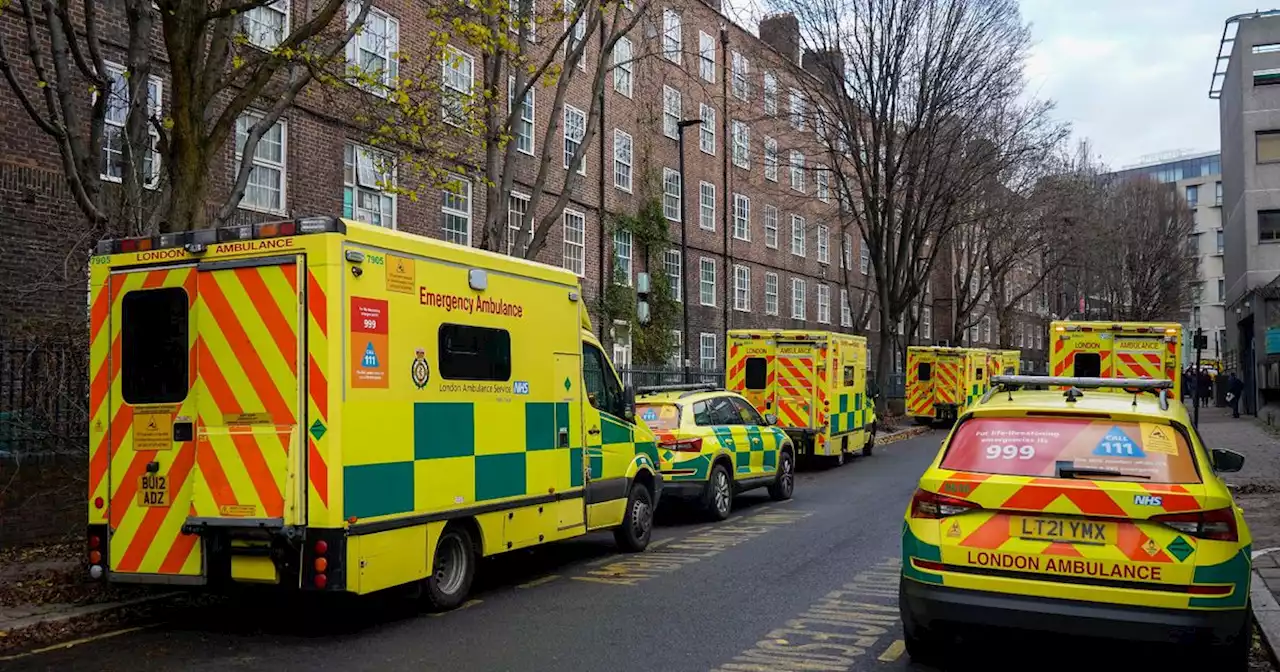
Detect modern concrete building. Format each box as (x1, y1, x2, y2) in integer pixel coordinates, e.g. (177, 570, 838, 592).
(1211, 10, 1280, 413)
(1111, 151, 1225, 366)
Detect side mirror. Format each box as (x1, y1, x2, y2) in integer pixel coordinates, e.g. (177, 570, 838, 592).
(623, 386, 636, 422)
(764, 413, 778, 426)
(1212, 448, 1245, 473)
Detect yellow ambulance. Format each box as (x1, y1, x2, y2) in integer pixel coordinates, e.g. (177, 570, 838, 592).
(85, 217, 661, 608)
(725, 330, 876, 465)
(909, 347, 991, 424)
(1049, 321, 1183, 393)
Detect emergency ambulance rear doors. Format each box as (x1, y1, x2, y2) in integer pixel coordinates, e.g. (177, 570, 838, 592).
(774, 340, 818, 429)
(104, 256, 306, 580)
(906, 348, 936, 419)
(728, 334, 775, 415)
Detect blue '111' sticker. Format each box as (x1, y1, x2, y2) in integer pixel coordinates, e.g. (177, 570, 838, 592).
(642, 409, 658, 421)
(1093, 426, 1145, 458)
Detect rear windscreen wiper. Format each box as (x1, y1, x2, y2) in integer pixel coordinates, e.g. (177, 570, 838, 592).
(1054, 461, 1151, 480)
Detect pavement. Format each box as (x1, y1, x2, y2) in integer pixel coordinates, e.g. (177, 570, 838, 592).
(0, 422, 1273, 671)
(1193, 404, 1280, 667)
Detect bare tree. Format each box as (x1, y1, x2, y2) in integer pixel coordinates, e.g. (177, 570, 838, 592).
(0, 0, 370, 235)
(777, 0, 1067, 398)
(355, 0, 648, 258)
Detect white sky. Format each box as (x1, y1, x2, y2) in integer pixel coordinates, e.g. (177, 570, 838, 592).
(722, 1, 1260, 169)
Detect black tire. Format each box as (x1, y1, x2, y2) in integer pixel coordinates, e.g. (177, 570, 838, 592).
(913, 416, 932, 426)
(424, 526, 476, 611)
(900, 582, 943, 664)
(704, 463, 734, 521)
(612, 482, 654, 552)
(1198, 608, 1252, 672)
(768, 449, 795, 501)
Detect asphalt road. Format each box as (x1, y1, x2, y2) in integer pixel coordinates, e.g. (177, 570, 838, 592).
(5, 430, 1273, 671)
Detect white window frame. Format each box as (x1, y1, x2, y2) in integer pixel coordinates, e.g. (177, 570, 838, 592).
(508, 76, 535, 155)
(791, 278, 806, 320)
(733, 193, 750, 241)
(859, 237, 870, 274)
(670, 331, 683, 368)
(563, 104, 586, 174)
(663, 85, 682, 139)
(663, 8, 682, 63)
(789, 88, 804, 130)
(731, 120, 750, 169)
(614, 129, 633, 192)
(343, 142, 396, 228)
(699, 257, 717, 307)
(664, 249, 682, 302)
(764, 137, 779, 182)
(765, 272, 779, 316)
(613, 36, 633, 97)
(441, 178, 472, 246)
(441, 46, 475, 126)
(733, 264, 751, 312)
(841, 233, 852, 270)
(613, 229, 633, 286)
(763, 71, 777, 115)
(562, 208, 586, 276)
(100, 62, 162, 187)
(816, 167, 830, 202)
(346, 3, 399, 94)
(699, 332, 717, 371)
(922, 306, 932, 339)
(699, 104, 716, 155)
(816, 224, 829, 264)
(764, 205, 779, 248)
(790, 215, 806, 257)
(982, 316, 992, 343)
(731, 51, 749, 100)
(506, 191, 531, 256)
(840, 289, 852, 327)
(663, 168, 682, 221)
(244, 0, 289, 50)
(699, 181, 715, 231)
(699, 31, 715, 82)
(817, 284, 830, 324)
(234, 113, 288, 215)
(790, 150, 805, 192)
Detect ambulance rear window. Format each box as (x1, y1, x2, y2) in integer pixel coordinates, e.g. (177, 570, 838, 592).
(636, 403, 680, 430)
(939, 417, 1201, 484)
(745, 358, 768, 390)
(438, 324, 511, 381)
(918, 363, 931, 381)
(121, 287, 189, 405)
(1073, 352, 1101, 378)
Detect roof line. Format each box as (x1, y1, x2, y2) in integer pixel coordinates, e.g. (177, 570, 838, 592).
(1211, 9, 1280, 100)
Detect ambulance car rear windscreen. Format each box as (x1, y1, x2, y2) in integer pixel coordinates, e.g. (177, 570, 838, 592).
(939, 417, 1201, 484)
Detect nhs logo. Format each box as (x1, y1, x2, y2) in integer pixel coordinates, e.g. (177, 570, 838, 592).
(513, 381, 530, 395)
(1133, 494, 1163, 507)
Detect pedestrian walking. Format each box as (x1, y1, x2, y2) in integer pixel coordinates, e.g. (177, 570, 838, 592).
(1182, 367, 1192, 401)
(1228, 372, 1245, 418)
(1187, 370, 1198, 408)
(1199, 369, 1212, 408)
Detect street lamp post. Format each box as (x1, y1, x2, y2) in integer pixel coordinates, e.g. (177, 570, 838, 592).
(676, 117, 702, 383)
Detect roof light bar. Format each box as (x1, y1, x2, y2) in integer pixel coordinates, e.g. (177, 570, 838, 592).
(94, 216, 346, 256)
(991, 375, 1173, 390)
(636, 383, 719, 395)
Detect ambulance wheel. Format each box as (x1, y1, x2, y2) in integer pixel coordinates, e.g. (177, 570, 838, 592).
(1197, 606, 1251, 671)
(768, 449, 794, 501)
(901, 585, 943, 664)
(424, 525, 475, 611)
(913, 417, 932, 426)
(704, 463, 734, 521)
(613, 483, 654, 552)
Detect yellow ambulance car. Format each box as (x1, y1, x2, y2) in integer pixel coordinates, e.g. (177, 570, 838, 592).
(1049, 321, 1183, 393)
(901, 375, 1252, 668)
(725, 330, 876, 465)
(85, 217, 661, 609)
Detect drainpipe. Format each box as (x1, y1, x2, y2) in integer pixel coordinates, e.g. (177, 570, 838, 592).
(721, 25, 731, 344)
(597, 16, 608, 340)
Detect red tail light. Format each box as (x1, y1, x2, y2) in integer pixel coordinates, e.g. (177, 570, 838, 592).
(314, 573, 328, 589)
(661, 437, 703, 452)
(1188, 584, 1233, 596)
(910, 489, 980, 519)
(1152, 508, 1238, 542)
(314, 540, 328, 556)
(88, 535, 101, 549)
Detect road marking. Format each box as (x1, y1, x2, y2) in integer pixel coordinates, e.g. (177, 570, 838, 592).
(572, 509, 814, 586)
(649, 537, 673, 550)
(517, 574, 561, 589)
(877, 639, 905, 662)
(0, 625, 155, 661)
(428, 599, 483, 617)
(711, 557, 903, 671)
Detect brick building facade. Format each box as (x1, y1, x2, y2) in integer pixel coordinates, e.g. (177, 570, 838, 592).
(0, 0, 913, 370)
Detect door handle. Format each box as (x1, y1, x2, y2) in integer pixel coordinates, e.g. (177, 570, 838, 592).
(587, 427, 601, 436)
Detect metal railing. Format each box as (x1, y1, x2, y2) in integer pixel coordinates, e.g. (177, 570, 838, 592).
(617, 366, 722, 389)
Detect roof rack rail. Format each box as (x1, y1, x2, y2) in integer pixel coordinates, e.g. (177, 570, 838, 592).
(983, 375, 1172, 411)
(635, 383, 719, 396)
